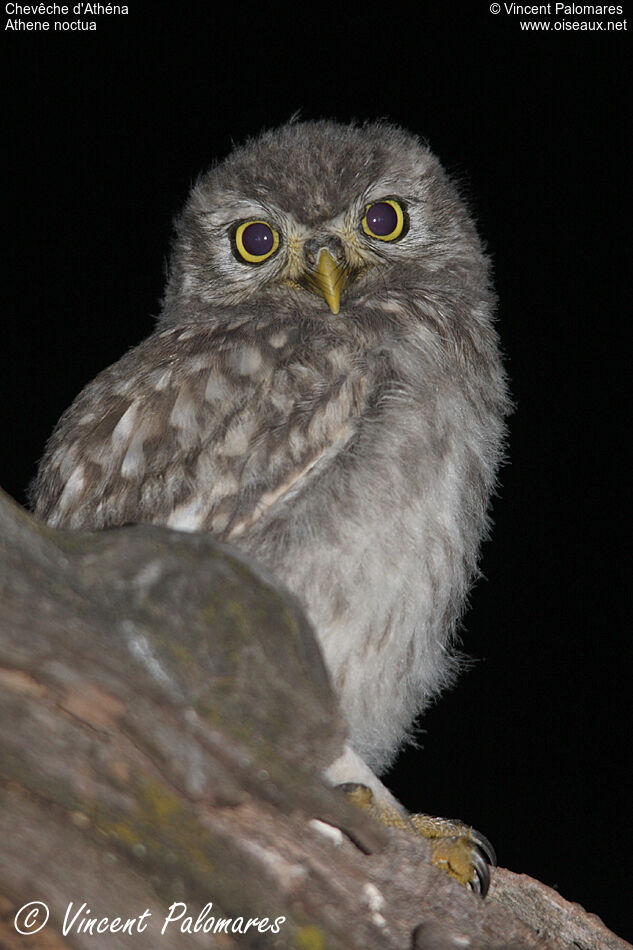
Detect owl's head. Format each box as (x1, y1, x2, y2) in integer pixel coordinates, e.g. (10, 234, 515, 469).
(160, 120, 489, 329)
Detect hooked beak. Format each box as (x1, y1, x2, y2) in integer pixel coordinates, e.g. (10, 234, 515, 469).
(305, 249, 347, 315)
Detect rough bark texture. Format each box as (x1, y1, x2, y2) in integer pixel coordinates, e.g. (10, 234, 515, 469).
(0, 489, 627, 950)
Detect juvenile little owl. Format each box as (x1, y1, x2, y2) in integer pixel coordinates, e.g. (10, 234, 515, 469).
(32, 120, 509, 892)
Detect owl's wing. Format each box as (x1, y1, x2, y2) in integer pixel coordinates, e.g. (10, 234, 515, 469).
(33, 322, 372, 537)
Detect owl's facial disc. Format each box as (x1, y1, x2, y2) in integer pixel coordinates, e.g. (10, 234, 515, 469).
(226, 196, 409, 315)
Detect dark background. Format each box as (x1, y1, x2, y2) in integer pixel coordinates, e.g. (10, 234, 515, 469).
(3, 2, 630, 939)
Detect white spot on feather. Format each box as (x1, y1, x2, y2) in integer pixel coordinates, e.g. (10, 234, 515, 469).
(288, 425, 305, 455)
(211, 509, 230, 532)
(233, 345, 263, 376)
(268, 389, 293, 413)
(205, 372, 226, 402)
(269, 330, 288, 348)
(121, 434, 146, 478)
(112, 402, 138, 445)
(379, 298, 405, 314)
(149, 369, 172, 391)
(57, 464, 85, 513)
(166, 498, 206, 532)
(57, 444, 78, 480)
(187, 354, 212, 374)
(169, 389, 198, 432)
(222, 422, 250, 457)
(195, 455, 240, 500)
(328, 346, 351, 370)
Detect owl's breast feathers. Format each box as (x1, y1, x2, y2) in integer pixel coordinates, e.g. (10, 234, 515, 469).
(33, 320, 378, 537)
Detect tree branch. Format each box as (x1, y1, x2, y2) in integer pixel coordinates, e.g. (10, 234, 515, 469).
(0, 489, 626, 949)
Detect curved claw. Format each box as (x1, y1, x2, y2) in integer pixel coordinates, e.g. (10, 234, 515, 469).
(470, 829, 497, 868)
(468, 844, 492, 897)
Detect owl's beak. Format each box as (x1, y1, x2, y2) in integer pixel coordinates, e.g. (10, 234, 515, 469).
(305, 249, 347, 315)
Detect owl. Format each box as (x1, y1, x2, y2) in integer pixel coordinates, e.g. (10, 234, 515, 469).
(32, 119, 509, 891)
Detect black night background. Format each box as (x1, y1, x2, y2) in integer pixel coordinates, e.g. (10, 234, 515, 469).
(3, 2, 630, 940)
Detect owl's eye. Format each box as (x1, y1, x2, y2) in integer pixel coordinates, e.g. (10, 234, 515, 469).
(233, 220, 280, 264)
(361, 199, 407, 242)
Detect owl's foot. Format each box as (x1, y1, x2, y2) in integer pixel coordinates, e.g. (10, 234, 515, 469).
(339, 783, 495, 897)
(408, 811, 496, 896)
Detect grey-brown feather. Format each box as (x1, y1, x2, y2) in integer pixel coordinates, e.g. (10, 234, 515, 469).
(32, 120, 510, 774)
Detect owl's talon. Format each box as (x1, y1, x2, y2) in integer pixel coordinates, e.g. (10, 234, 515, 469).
(470, 830, 496, 868)
(426, 832, 494, 898)
(468, 844, 492, 896)
(339, 783, 495, 898)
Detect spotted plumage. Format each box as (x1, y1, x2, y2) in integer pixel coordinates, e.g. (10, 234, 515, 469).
(32, 120, 509, 790)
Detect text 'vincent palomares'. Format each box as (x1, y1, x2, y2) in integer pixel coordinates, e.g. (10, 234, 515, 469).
(502, 3, 623, 12)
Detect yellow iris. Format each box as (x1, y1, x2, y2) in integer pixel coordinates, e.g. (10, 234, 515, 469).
(361, 199, 406, 242)
(234, 220, 280, 263)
